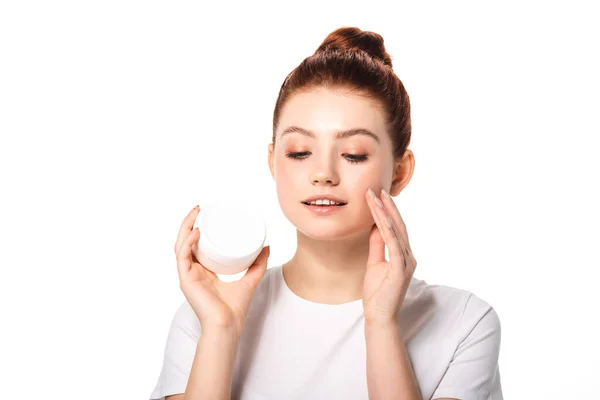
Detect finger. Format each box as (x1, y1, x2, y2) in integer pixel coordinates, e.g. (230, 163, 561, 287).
(190, 249, 219, 280)
(390, 216, 416, 270)
(367, 223, 385, 265)
(365, 190, 387, 249)
(176, 227, 200, 278)
(379, 190, 412, 252)
(368, 189, 416, 272)
(367, 189, 404, 269)
(380, 193, 417, 268)
(404, 245, 416, 273)
(175, 205, 200, 254)
(241, 245, 270, 290)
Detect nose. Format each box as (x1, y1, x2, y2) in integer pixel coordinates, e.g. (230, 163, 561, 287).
(310, 156, 339, 186)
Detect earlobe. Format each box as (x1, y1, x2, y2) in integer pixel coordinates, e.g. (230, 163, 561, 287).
(390, 162, 404, 197)
(390, 181, 402, 197)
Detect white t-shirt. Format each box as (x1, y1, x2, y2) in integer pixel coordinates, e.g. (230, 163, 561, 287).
(150, 265, 503, 400)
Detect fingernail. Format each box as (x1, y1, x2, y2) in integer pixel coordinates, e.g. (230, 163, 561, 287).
(382, 189, 391, 199)
(373, 195, 384, 208)
(368, 188, 383, 208)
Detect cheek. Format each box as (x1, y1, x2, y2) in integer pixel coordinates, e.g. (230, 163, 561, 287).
(345, 162, 385, 192)
(273, 157, 298, 200)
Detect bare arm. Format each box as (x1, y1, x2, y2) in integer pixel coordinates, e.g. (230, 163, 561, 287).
(180, 325, 240, 400)
(169, 206, 270, 399)
(365, 320, 422, 400)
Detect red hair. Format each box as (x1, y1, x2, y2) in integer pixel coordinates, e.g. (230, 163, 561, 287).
(272, 26, 412, 160)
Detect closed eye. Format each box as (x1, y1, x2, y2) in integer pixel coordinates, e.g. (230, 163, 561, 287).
(285, 152, 369, 164)
(286, 151, 310, 160)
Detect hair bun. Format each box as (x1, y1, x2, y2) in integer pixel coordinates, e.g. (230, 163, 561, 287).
(315, 26, 393, 68)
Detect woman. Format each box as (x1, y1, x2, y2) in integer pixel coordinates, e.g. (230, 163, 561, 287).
(150, 26, 502, 400)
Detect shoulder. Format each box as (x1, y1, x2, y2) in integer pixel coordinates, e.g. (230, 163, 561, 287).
(404, 277, 500, 342)
(170, 297, 202, 339)
(413, 280, 503, 399)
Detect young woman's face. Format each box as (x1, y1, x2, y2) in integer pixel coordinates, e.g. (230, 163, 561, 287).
(268, 86, 398, 240)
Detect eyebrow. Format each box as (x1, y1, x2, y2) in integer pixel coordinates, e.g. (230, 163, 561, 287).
(280, 126, 381, 144)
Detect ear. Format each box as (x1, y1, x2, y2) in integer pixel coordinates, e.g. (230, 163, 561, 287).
(268, 143, 275, 179)
(390, 149, 415, 196)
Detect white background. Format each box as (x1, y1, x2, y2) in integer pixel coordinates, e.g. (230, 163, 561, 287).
(1, 1, 598, 398)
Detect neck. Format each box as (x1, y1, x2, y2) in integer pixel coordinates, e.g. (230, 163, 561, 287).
(283, 228, 371, 305)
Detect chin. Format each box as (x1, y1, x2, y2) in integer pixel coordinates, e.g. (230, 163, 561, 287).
(292, 216, 370, 241)
(280, 201, 371, 241)
(299, 229, 364, 241)
(296, 224, 370, 242)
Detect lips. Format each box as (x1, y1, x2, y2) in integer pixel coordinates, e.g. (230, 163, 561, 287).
(301, 194, 347, 205)
(302, 202, 346, 215)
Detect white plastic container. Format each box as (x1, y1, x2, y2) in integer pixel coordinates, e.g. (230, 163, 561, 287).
(191, 200, 267, 275)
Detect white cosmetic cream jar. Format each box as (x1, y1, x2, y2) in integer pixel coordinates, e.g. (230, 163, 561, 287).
(191, 200, 267, 275)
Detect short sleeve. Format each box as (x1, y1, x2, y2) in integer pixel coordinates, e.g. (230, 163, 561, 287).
(432, 296, 503, 400)
(149, 300, 201, 400)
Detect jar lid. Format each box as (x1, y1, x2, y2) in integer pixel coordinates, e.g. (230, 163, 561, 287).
(196, 200, 266, 260)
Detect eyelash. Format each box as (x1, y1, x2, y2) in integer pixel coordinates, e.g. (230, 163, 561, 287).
(285, 152, 369, 164)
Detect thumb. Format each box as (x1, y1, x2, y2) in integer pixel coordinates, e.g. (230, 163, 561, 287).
(366, 224, 385, 266)
(241, 245, 270, 290)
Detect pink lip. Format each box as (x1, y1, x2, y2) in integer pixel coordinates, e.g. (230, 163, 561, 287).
(302, 202, 346, 215)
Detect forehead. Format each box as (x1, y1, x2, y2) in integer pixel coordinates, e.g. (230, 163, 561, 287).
(276, 87, 388, 141)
